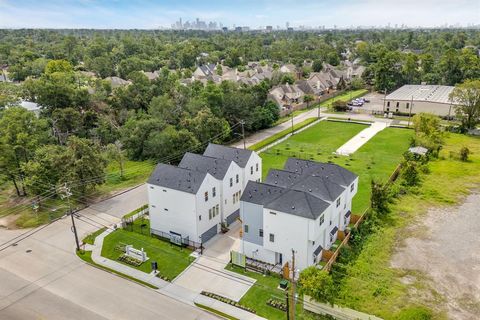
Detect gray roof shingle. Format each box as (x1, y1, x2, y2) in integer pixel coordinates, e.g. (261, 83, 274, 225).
(265, 169, 345, 202)
(179, 152, 232, 180)
(147, 163, 207, 194)
(203, 143, 254, 168)
(283, 158, 357, 186)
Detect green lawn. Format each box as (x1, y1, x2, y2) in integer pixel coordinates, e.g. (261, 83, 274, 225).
(101, 219, 194, 280)
(226, 265, 289, 319)
(260, 121, 413, 213)
(333, 133, 480, 319)
(82, 227, 107, 245)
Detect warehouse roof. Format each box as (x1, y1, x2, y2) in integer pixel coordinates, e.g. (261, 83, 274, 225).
(385, 85, 457, 105)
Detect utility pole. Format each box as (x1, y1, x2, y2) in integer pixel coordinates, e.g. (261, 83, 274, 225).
(382, 88, 387, 114)
(291, 112, 294, 135)
(317, 103, 321, 119)
(60, 183, 80, 251)
(240, 120, 246, 149)
(289, 249, 296, 320)
(407, 95, 413, 128)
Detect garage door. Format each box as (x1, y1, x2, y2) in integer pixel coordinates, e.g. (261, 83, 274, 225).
(201, 224, 217, 244)
(226, 209, 239, 226)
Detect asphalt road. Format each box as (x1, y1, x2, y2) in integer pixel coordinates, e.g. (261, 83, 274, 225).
(0, 185, 216, 320)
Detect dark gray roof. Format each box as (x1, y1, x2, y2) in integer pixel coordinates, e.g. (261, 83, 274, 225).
(241, 181, 287, 205)
(179, 152, 232, 180)
(241, 181, 329, 220)
(266, 189, 329, 219)
(265, 169, 345, 202)
(283, 158, 357, 186)
(147, 163, 207, 194)
(203, 143, 254, 168)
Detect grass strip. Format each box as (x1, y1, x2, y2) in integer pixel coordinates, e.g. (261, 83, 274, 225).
(194, 303, 240, 320)
(76, 250, 159, 289)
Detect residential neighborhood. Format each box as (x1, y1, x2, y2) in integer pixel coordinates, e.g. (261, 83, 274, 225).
(1, 2, 480, 320)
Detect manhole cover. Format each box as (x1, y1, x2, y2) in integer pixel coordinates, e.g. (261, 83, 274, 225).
(26, 249, 32, 253)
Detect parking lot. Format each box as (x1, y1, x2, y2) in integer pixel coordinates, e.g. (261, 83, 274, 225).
(348, 92, 385, 112)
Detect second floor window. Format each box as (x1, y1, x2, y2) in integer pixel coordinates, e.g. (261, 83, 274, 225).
(259, 229, 263, 237)
(256, 163, 259, 172)
(250, 166, 253, 174)
(236, 174, 239, 183)
(350, 183, 354, 192)
(230, 178, 233, 187)
(269, 233, 275, 242)
(319, 214, 324, 226)
(205, 191, 208, 202)
(336, 198, 341, 207)
(212, 187, 216, 197)
(244, 225, 249, 233)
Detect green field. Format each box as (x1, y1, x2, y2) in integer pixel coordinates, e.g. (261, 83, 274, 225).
(260, 120, 413, 213)
(333, 133, 480, 319)
(101, 219, 193, 280)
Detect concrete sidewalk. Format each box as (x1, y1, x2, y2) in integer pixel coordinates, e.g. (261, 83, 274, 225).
(336, 121, 389, 156)
(90, 227, 264, 319)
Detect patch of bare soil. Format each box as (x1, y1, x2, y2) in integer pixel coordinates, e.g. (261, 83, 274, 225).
(391, 193, 480, 320)
(0, 213, 20, 229)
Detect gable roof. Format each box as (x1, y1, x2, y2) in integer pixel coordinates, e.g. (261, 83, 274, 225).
(266, 189, 329, 219)
(283, 158, 357, 186)
(179, 152, 233, 180)
(147, 163, 207, 194)
(203, 143, 254, 168)
(265, 169, 345, 202)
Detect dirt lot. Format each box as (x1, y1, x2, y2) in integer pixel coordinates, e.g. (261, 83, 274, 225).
(391, 193, 480, 320)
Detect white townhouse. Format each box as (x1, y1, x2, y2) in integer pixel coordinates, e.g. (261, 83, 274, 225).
(147, 144, 262, 244)
(147, 164, 222, 244)
(178, 152, 243, 226)
(203, 143, 262, 189)
(240, 158, 358, 271)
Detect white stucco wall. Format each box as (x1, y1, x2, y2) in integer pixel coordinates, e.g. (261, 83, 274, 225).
(220, 162, 243, 222)
(195, 174, 222, 243)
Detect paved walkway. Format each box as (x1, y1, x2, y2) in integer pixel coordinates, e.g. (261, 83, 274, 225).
(335, 121, 389, 156)
(90, 223, 264, 319)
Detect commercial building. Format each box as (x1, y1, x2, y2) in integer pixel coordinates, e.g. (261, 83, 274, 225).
(384, 85, 458, 117)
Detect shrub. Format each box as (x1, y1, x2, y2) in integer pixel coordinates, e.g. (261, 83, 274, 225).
(266, 298, 287, 312)
(117, 254, 142, 267)
(332, 100, 348, 112)
(298, 267, 335, 305)
(459, 146, 470, 161)
(200, 291, 256, 314)
(394, 306, 433, 320)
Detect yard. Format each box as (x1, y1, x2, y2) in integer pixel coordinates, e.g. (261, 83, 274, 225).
(0, 160, 155, 229)
(332, 133, 480, 319)
(101, 219, 194, 280)
(260, 120, 413, 213)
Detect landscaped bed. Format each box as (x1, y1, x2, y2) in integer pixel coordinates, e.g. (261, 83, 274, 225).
(101, 219, 194, 280)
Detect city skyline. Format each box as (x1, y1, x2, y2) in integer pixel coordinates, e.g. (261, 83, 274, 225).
(0, 0, 478, 29)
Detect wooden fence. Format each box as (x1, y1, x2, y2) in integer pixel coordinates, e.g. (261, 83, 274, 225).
(323, 163, 403, 272)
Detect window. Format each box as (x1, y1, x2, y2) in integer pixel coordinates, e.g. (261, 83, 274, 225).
(387, 101, 390, 107)
(270, 211, 276, 215)
(336, 198, 341, 207)
(259, 229, 264, 237)
(269, 233, 275, 242)
(233, 194, 236, 204)
(319, 214, 324, 226)
(406, 103, 410, 109)
(236, 174, 239, 184)
(151, 205, 156, 208)
(212, 187, 216, 197)
(204, 191, 208, 202)
(163, 189, 167, 192)
(164, 208, 168, 211)
(199, 215, 202, 221)
(250, 166, 253, 174)
(230, 178, 233, 187)
(256, 163, 259, 172)
(396, 102, 400, 108)
(244, 225, 249, 233)
(350, 183, 354, 192)
(216, 205, 219, 216)
(209, 208, 212, 220)
(150, 186, 154, 189)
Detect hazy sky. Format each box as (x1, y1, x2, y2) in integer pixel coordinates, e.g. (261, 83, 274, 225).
(0, 0, 478, 29)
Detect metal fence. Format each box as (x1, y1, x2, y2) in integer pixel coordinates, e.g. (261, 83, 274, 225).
(150, 228, 203, 253)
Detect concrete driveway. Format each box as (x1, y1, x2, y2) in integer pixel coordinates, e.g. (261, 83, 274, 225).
(172, 222, 256, 302)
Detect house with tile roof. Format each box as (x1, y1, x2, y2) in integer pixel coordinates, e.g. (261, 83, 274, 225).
(240, 158, 358, 270)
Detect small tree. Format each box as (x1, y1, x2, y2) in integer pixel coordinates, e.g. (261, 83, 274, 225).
(105, 141, 127, 178)
(298, 267, 335, 305)
(402, 161, 420, 187)
(459, 147, 470, 162)
(370, 179, 390, 214)
(303, 94, 314, 108)
(312, 59, 323, 72)
(332, 100, 348, 112)
(449, 79, 480, 130)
